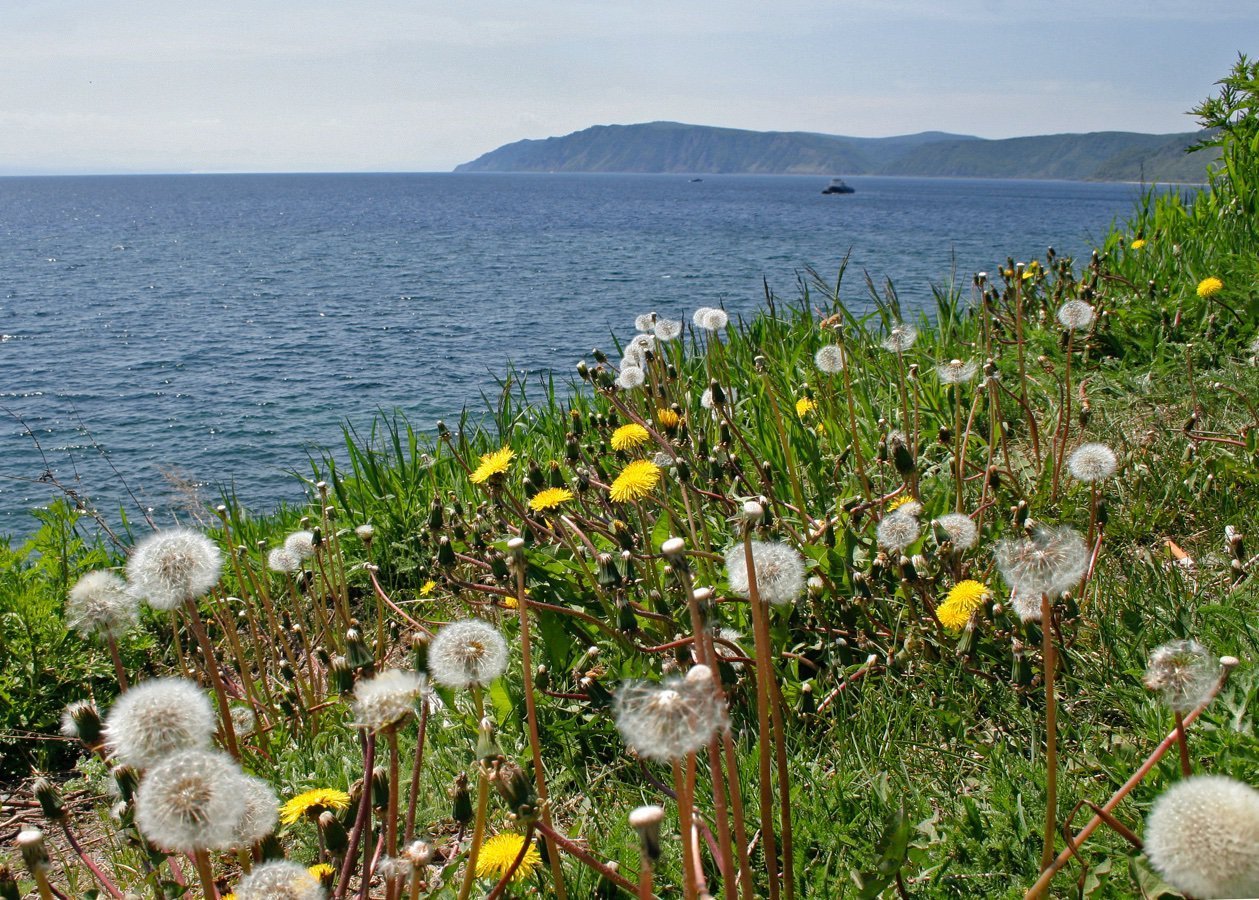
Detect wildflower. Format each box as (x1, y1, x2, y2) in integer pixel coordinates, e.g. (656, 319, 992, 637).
(355, 523, 375, 542)
(1196, 276, 1224, 298)
(352, 669, 425, 731)
(475, 832, 542, 883)
(655, 407, 681, 429)
(235, 860, 324, 900)
(135, 749, 247, 852)
(616, 365, 646, 390)
(307, 863, 335, 884)
(634, 312, 657, 333)
(654, 318, 683, 341)
(795, 397, 815, 418)
(420, 580, 436, 596)
(615, 671, 728, 762)
(814, 344, 846, 373)
(610, 423, 651, 451)
(267, 547, 301, 574)
(66, 570, 140, 640)
(126, 528, 222, 611)
(724, 540, 806, 606)
(528, 486, 574, 512)
(469, 446, 514, 484)
(609, 459, 661, 502)
(284, 530, 315, 560)
(104, 678, 217, 769)
(230, 775, 279, 848)
(1130, 238, 1147, 249)
(886, 494, 916, 513)
(1144, 775, 1259, 899)
(1144, 640, 1220, 714)
(936, 358, 978, 385)
(693, 307, 728, 331)
(881, 322, 918, 353)
(230, 705, 257, 737)
(428, 619, 509, 690)
(1057, 300, 1095, 331)
(994, 525, 1088, 599)
(279, 788, 351, 826)
(1010, 587, 1045, 622)
(60, 700, 102, 744)
(933, 512, 978, 550)
(626, 333, 656, 365)
(1067, 443, 1118, 483)
(877, 510, 921, 553)
(937, 580, 991, 632)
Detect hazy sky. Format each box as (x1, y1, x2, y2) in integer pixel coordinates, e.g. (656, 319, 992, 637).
(1, 1, 1252, 174)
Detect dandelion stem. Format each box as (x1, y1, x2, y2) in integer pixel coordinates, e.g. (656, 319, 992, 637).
(182, 598, 239, 759)
(404, 698, 430, 846)
(335, 732, 376, 900)
(191, 849, 219, 900)
(743, 527, 781, 900)
(1174, 712, 1192, 777)
(534, 820, 640, 894)
(673, 756, 700, 900)
(456, 691, 491, 900)
(59, 820, 125, 899)
(1039, 593, 1058, 873)
(106, 634, 129, 691)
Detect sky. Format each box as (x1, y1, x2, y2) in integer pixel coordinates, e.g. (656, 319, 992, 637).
(1, 1, 1253, 174)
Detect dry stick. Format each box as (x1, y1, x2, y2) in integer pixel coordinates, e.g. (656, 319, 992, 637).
(1039, 593, 1058, 873)
(367, 568, 433, 635)
(1025, 659, 1237, 899)
(335, 732, 377, 900)
(743, 528, 781, 900)
(534, 820, 641, 894)
(182, 597, 240, 759)
(512, 544, 569, 900)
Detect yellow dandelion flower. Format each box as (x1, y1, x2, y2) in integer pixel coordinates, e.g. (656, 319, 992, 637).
(469, 446, 514, 484)
(222, 895, 236, 900)
(420, 580, 436, 597)
(795, 397, 815, 418)
(308, 863, 336, 884)
(656, 408, 681, 430)
(610, 423, 651, 451)
(886, 494, 914, 512)
(609, 459, 661, 502)
(529, 486, 574, 512)
(279, 788, 351, 826)
(936, 580, 991, 632)
(503, 595, 519, 610)
(1130, 238, 1146, 250)
(1196, 276, 1224, 298)
(475, 832, 541, 883)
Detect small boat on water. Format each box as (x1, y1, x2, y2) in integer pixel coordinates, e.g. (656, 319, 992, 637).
(821, 178, 855, 195)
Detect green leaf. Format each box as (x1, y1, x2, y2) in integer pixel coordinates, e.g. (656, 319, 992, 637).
(856, 802, 912, 900)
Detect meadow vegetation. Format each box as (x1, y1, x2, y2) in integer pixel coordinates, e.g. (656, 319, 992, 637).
(2, 56, 1257, 899)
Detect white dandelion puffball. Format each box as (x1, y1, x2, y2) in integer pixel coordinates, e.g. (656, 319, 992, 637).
(615, 674, 728, 762)
(936, 358, 978, 385)
(616, 365, 646, 390)
(284, 530, 316, 560)
(66, 570, 140, 640)
(694, 307, 728, 332)
(724, 540, 806, 606)
(127, 528, 222, 611)
(1144, 640, 1221, 714)
(1067, 443, 1118, 483)
(135, 749, 247, 853)
(1011, 587, 1047, 623)
(994, 525, 1088, 599)
(877, 510, 922, 553)
(428, 619, 509, 690)
(230, 775, 280, 848)
(814, 344, 846, 374)
(653, 317, 683, 341)
(104, 678, 218, 769)
(353, 669, 425, 731)
(634, 312, 657, 333)
(933, 513, 978, 551)
(236, 859, 325, 900)
(1145, 775, 1259, 899)
(881, 322, 918, 353)
(1057, 300, 1095, 331)
(267, 547, 301, 574)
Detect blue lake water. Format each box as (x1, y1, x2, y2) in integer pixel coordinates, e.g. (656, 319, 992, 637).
(0, 172, 1149, 536)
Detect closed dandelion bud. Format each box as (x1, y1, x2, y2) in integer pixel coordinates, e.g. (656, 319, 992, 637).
(899, 555, 918, 582)
(719, 422, 732, 446)
(346, 629, 373, 671)
(575, 360, 591, 382)
(709, 381, 725, 407)
(17, 829, 49, 875)
(492, 758, 536, 819)
(1014, 500, 1029, 528)
(327, 655, 353, 694)
(31, 778, 65, 823)
(371, 766, 390, 809)
(628, 804, 665, 864)
(0, 867, 17, 900)
(892, 442, 915, 477)
(61, 699, 103, 747)
(319, 810, 349, 856)
(596, 553, 621, 587)
(987, 465, 1000, 490)
(488, 550, 510, 582)
(113, 764, 140, 803)
(708, 455, 723, 481)
(675, 458, 690, 483)
(452, 773, 473, 825)
(1079, 400, 1092, 427)
(256, 832, 284, 862)
(582, 676, 614, 709)
(853, 572, 873, 600)
(613, 519, 635, 552)
(426, 499, 443, 532)
(1226, 525, 1245, 562)
(597, 861, 622, 899)
(621, 550, 636, 585)
(476, 717, 502, 762)
(437, 535, 456, 568)
(618, 600, 638, 633)
(1096, 500, 1108, 527)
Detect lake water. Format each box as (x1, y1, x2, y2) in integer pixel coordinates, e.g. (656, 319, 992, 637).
(0, 173, 1146, 536)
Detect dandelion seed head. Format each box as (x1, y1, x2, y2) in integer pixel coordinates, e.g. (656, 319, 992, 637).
(1067, 443, 1118, 483)
(267, 548, 301, 574)
(66, 570, 140, 640)
(616, 365, 646, 390)
(1145, 775, 1259, 899)
(1144, 640, 1220, 714)
(814, 344, 846, 374)
(126, 528, 222, 610)
(236, 860, 324, 900)
(652, 451, 675, 468)
(881, 323, 918, 353)
(104, 678, 218, 769)
(994, 525, 1088, 599)
(428, 619, 509, 690)
(377, 856, 411, 880)
(877, 511, 921, 553)
(723, 540, 806, 606)
(694, 307, 728, 331)
(352, 669, 425, 731)
(135, 749, 247, 853)
(615, 676, 728, 762)
(654, 318, 683, 341)
(230, 705, 256, 737)
(284, 531, 315, 560)
(634, 312, 657, 333)
(355, 523, 375, 542)
(1057, 300, 1096, 331)
(1010, 587, 1045, 622)
(230, 775, 279, 848)
(936, 358, 978, 385)
(934, 513, 978, 550)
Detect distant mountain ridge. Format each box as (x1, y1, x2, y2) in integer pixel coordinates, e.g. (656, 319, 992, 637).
(455, 121, 1216, 183)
